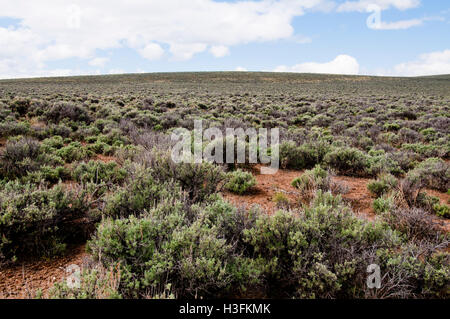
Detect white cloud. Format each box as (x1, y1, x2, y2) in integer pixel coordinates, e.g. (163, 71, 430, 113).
(169, 43, 208, 61)
(338, 0, 421, 12)
(138, 43, 165, 61)
(88, 57, 109, 67)
(210, 45, 230, 58)
(388, 49, 450, 76)
(0, 0, 328, 78)
(235, 66, 248, 72)
(274, 54, 360, 75)
(370, 18, 423, 29)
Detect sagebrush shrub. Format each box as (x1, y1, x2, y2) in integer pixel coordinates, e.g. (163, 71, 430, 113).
(323, 147, 369, 177)
(0, 137, 41, 179)
(368, 173, 398, 198)
(88, 198, 257, 298)
(407, 158, 449, 192)
(73, 160, 126, 184)
(0, 182, 90, 262)
(225, 169, 256, 195)
(138, 150, 226, 203)
(45, 102, 91, 124)
(102, 164, 182, 219)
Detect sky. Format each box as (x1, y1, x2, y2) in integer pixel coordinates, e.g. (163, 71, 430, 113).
(0, 0, 449, 79)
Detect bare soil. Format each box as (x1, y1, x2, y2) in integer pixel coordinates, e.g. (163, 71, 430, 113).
(0, 245, 87, 299)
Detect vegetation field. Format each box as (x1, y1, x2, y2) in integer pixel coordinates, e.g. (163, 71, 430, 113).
(0, 72, 449, 299)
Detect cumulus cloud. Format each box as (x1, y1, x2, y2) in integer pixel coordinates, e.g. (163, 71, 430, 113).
(273, 55, 360, 75)
(337, 0, 421, 12)
(138, 43, 165, 61)
(388, 49, 450, 76)
(235, 66, 248, 72)
(0, 0, 328, 78)
(210, 45, 230, 58)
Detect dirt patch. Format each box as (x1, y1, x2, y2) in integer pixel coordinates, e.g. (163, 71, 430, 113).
(0, 244, 88, 299)
(333, 176, 375, 220)
(425, 189, 450, 206)
(223, 166, 302, 214)
(424, 189, 450, 231)
(223, 166, 376, 219)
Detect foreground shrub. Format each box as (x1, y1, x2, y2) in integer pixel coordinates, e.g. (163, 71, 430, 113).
(224, 169, 256, 195)
(0, 182, 90, 262)
(243, 191, 401, 298)
(56, 191, 449, 299)
(88, 198, 258, 298)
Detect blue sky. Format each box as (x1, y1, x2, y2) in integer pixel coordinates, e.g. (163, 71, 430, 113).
(0, 0, 449, 79)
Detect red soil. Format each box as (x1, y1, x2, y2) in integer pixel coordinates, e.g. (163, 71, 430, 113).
(223, 166, 302, 214)
(333, 176, 376, 220)
(223, 166, 376, 219)
(95, 154, 117, 163)
(0, 245, 87, 299)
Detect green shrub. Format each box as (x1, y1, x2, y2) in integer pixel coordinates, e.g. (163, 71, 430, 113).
(291, 165, 332, 201)
(23, 165, 71, 184)
(402, 143, 443, 159)
(367, 173, 398, 198)
(0, 182, 90, 262)
(73, 160, 126, 185)
(373, 195, 395, 215)
(0, 137, 41, 179)
(272, 192, 290, 209)
(279, 140, 331, 170)
(56, 142, 92, 163)
(45, 102, 91, 124)
(140, 150, 226, 203)
(366, 149, 402, 176)
(102, 165, 181, 219)
(225, 169, 256, 195)
(41, 136, 65, 152)
(0, 121, 30, 138)
(323, 147, 369, 177)
(88, 198, 257, 298)
(434, 204, 450, 219)
(407, 158, 449, 192)
(243, 191, 400, 298)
